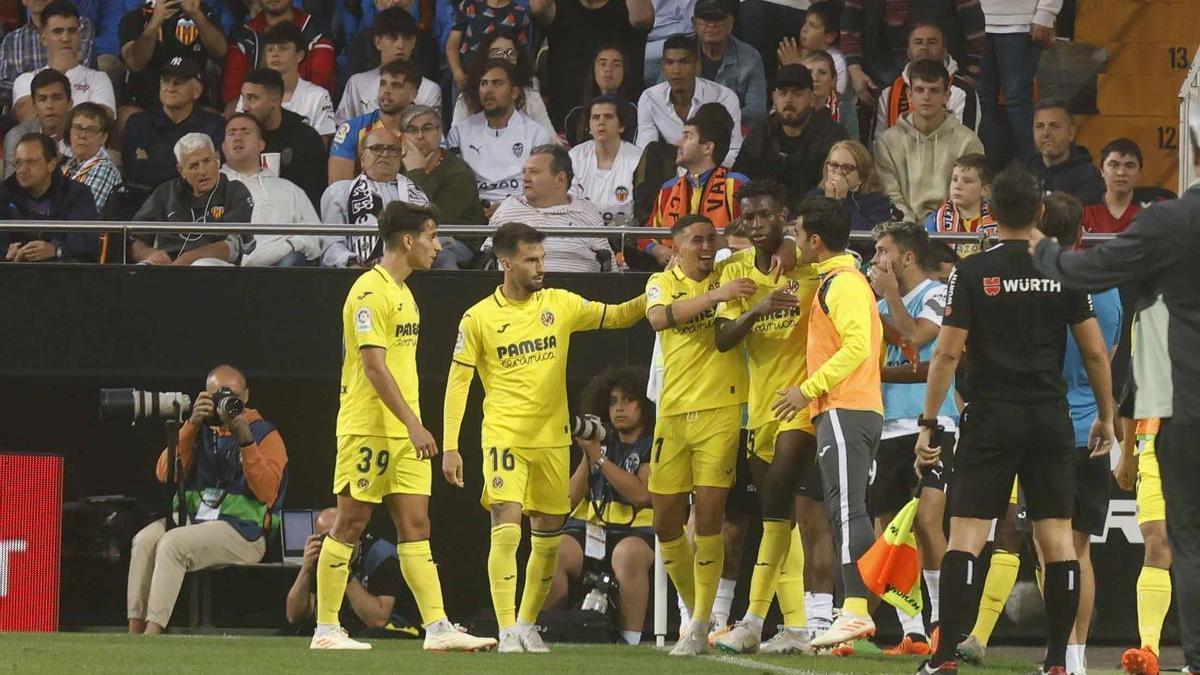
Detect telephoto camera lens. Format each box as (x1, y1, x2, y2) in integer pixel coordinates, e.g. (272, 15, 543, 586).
(571, 414, 607, 442)
(99, 389, 192, 423)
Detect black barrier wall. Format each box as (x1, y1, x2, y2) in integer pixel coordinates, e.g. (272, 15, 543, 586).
(0, 264, 1166, 643)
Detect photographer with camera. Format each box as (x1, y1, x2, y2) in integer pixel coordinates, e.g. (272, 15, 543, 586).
(546, 366, 656, 645)
(127, 364, 288, 635)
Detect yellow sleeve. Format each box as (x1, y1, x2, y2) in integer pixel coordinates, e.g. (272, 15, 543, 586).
(451, 312, 479, 367)
(716, 258, 745, 321)
(442, 361, 475, 452)
(645, 272, 671, 311)
(569, 290, 647, 331)
(799, 274, 874, 399)
(348, 286, 390, 349)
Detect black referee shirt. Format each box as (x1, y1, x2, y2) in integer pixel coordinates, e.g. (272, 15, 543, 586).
(944, 239, 1095, 402)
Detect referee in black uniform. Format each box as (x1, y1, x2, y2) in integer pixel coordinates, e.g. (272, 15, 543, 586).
(912, 165, 1117, 675)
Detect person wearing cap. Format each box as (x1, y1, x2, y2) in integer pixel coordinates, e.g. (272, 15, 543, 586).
(10, 0, 115, 124)
(636, 34, 743, 167)
(734, 64, 847, 209)
(118, 0, 227, 110)
(691, 0, 767, 127)
(1031, 111, 1200, 675)
(399, 104, 484, 269)
(121, 55, 224, 191)
(336, 7, 442, 127)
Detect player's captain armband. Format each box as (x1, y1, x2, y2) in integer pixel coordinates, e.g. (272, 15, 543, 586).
(355, 307, 373, 333)
(647, 285, 662, 303)
(454, 328, 466, 354)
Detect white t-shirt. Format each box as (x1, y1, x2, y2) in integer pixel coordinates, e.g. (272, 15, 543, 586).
(237, 78, 335, 136)
(335, 69, 442, 126)
(14, 63, 115, 115)
(445, 110, 551, 205)
(568, 140, 642, 226)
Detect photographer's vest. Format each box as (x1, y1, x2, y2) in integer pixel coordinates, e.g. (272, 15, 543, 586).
(172, 412, 287, 541)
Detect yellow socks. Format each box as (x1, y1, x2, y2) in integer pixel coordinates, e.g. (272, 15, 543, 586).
(315, 535, 355, 625)
(488, 523, 521, 629)
(747, 519, 792, 618)
(971, 550, 1020, 646)
(843, 596, 868, 618)
(1137, 565, 1172, 653)
(397, 540, 447, 626)
(661, 534, 695, 615)
(692, 533, 725, 626)
(777, 525, 808, 628)
(517, 529, 562, 625)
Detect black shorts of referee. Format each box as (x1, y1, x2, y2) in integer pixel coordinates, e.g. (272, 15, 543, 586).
(950, 399, 1076, 522)
(871, 431, 956, 518)
(1013, 446, 1110, 536)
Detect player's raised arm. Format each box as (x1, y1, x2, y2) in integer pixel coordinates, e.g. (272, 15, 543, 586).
(645, 275, 754, 333)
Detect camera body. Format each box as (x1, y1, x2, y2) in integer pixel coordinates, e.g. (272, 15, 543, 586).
(579, 569, 618, 614)
(207, 386, 245, 426)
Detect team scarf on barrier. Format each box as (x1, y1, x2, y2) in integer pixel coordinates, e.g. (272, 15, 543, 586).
(857, 497, 923, 617)
(347, 173, 390, 266)
(934, 198, 996, 235)
(658, 166, 735, 229)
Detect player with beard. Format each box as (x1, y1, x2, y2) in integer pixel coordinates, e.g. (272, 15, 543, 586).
(329, 59, 423, 183)
(734, 65, 847, 209)
(710, 180, 823, 654)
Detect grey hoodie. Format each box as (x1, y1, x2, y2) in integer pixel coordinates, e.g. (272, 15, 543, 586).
(874, 112, 984, 221)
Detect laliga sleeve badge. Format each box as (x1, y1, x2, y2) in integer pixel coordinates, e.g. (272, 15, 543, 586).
(646, 285, 662, 303)
(453, 328, 466, 354)
(355, 307, 373, 332)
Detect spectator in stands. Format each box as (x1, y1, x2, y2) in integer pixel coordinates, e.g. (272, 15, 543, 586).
(122, 57, 224, 190)
(978, 0, 1059, 164)
(223, 0, 335, 112)
(875, 59, 984, 221)
(4, 69, 72, 178)
(0, 0, 97, 108)
(285, 507, 422, 636)
(547, 366, 655, 646)
(220, 113, 323, 267)
(62, 102, 120, 213)
(563, 45, 640, 147)
(131, 133, 254, 266)
(12, 1, 114, 123)
(446, 59, 551, 218)
(118, 0, 226, 112)
(645, 102, 746, 266)
(1025, 100, 1105, 206)
(532, 0, 651, 136)
(400, 105, 483, 269)
(0, 132, 100, 263)
(740, 0, 817, 84)
(875, 21, 981, 134)
(339, 0, 429, 78)
(487, 144, 615, 272)
(446, 0, 534, 92)
(128, 365, 287, 635)
(337, 8, 441, 126)
(1082, 138, 1144, 234)
(840, 0, 986, 111)
(642, 0, 696, 85)
(924, 152, 997, 258)
(330, 59, 421, 184)
(797, 50, 842, 129)
(808, 139, 894, 231)
(734, 64, 847, 210)
(637, 34, 742, 167)
(569, 95, 642, 226)
(320, 127, 431, 268)
(788, 1, 845, 96)
(240, 68, 327, 210)
(451, 30, 555, 139)
(236, 22, 335, 143)
(690, 0, 766, 126)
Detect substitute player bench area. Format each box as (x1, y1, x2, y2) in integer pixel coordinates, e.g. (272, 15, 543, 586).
(0, 633, 1161, 674)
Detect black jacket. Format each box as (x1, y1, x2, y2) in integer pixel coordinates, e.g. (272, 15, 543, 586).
(734, 109, 848, 210)
(0, 171, 100, 261)
(1024, 144, 1105, 207)
(1033, 184, 1200, 424)
(133, 174, 254, 261)
(266, 109, 328, 211)
(122, 107, 226, 190)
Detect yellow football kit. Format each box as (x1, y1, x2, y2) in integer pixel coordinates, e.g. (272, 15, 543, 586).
(1135, 418, 1165, 525)
(334, 266, 428, 502)
(646, 266, 747, 493)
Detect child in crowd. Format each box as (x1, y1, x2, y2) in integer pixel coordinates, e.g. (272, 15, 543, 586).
(445, 0, 533, 91)
(924, 153, 995, 258)
(780, 1, 855, 136)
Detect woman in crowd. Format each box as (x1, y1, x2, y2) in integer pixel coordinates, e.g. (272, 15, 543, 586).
(808, 139, 895, 231)
(451, 28, 557, 138)
(563, 45, 639, 147)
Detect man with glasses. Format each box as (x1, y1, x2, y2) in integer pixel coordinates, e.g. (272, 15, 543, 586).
(399, 105, 483, 269)
(320, 127, 431, 268)
(0, 132, 99, 263)
(330, 58, 422, 185)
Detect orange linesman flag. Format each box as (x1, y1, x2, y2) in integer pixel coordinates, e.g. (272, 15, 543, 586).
(857, 497, 923, 617)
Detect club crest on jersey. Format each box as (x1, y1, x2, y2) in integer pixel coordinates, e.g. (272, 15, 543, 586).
(708, 281, 720, 292)
(492, 476, 504, 489)
(210, 206, 225, 220)
(512, 142, 524, 157)
(785, 278, 800, 294)
(541, 310, 555, 327)
(356, 478, 370, 490)
(615, 186, 629, 202)
(983, 276, 1001, 296)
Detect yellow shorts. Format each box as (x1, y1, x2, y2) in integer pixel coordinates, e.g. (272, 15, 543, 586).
(1136, 437, 1166, 525)
(334, 435, 430, 503)
(649, 405, 741, 494)
(481, 445, 570, 515)
(748, 414, 815, 464)
(1009, 478, 1019, 506)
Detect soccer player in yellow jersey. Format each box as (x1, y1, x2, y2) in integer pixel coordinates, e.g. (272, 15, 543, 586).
(312, 202, 496, 653)
(710, 181, 821, 655)
(645, 213, 756, 656)
(441, 222, 647, 654)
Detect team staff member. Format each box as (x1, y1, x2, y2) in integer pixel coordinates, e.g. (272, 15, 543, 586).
(914, 165, 1116, 675)
(774, 196, 884, 648)
(643, 214, 755, 656)
(712, 180, 820, 655)
(311, 202, 495, 653)
(441, 223, 646, 654)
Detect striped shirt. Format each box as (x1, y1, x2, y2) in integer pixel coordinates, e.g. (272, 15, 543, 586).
(486, 194, 615, 273)
(62, 147, 120, 212)
(0, 18, 97, 105)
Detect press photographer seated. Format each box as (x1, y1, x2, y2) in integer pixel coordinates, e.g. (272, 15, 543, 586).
(127, 365, 288, 635)
(546, 367, 655, 645)
(285, 508, 422, 637)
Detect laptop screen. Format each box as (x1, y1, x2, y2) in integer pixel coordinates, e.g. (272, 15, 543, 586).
(281, 510, 317, 558)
